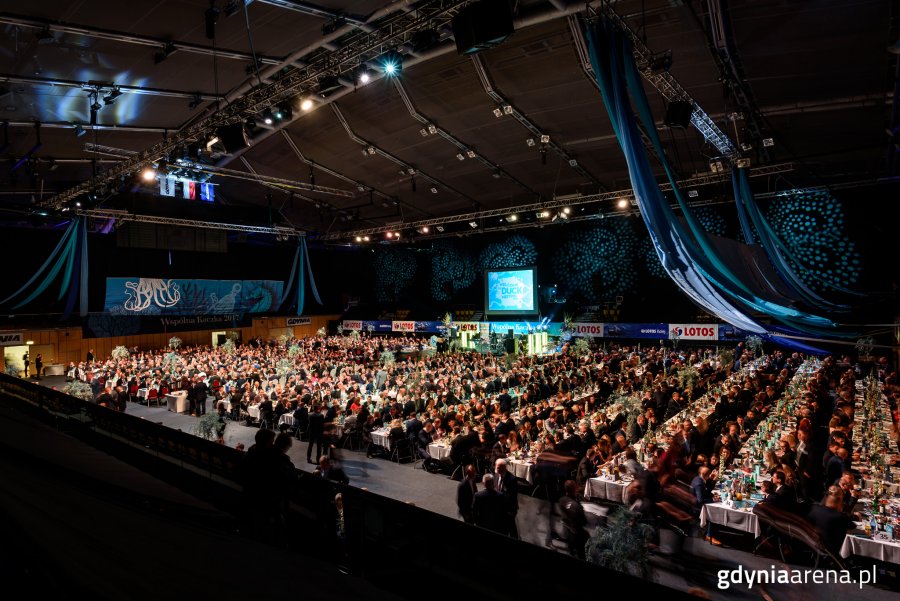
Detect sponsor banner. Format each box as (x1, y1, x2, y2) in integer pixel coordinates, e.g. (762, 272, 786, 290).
(414, 321, 443, 333)
(361, 320, 392, 332)
(286, 317, 312, 327)
(392, 321, 415, 332)
(569, 322, 605, 337)
(82, 313, 251, 338)
(453, 321, 481, 332)
(718, 324, 749, 340)
(669, 324, 719, 340)
(103, 278, 283, 316)
(0, 332, 24, 346)
(341, 320, 362, 330)
(604, 323, 669, 338)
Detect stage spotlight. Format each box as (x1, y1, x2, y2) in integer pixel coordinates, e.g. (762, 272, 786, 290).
(359, 70, 370, 84)
(508, 214, 517, 222)
(427, 124, 437, 134)
(300, 97, 314, 111)
(380, 50, 403, 76)
(355, 236, 362, 242)
(468, 221, 478, 228)
(363, 235, 370, 241)
(493, 107, 503, 118)
(562, 207, 571, 214)
(525, 138, 535, 147)
(503, 104, 513, 114)
(540, 134, 550, 144)
(436, 225, 444, 232)
(466, 150, 476, 158)
(366, 146, 376, 155)
(394, 232, 400, 238)
(456, 153, 465, 161)
(421, 226, 429, 233)
(262, 110, 274, 125)
(103, 88, 122, 105)
(386, 232, 393, 238)
(419, 128, 429, 137)
(617, 198, 629, 209)
(276, 101, 293, 120)
(141, 166, 157, 181)
(430, 187, 438, 194)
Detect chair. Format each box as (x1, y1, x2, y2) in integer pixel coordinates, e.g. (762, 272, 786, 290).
(147, 388, 160, 408)
(390, 438, 413, 464)
(259, 410, 274, 430)
(752, 502, 845, 569)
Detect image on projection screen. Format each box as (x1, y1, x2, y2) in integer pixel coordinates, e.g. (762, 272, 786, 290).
(485, 268, 538, 314)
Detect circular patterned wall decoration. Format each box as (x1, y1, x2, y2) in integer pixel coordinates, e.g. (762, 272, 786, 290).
(477, 235, 538, 271)
(691, 206, 727, 237)
(552, 219, 639, 301)
(431, 242, 476, 301)
(373, 248, 417, 302)
(766, 189, 861, 292)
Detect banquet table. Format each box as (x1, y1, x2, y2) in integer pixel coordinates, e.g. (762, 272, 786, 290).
(247, 405, 260, 420)
(43, 364, 65, 376)
(840, 532, 900, 564)
(137, 388, 149, 400)
(371, 428, 391, 450)
(166, 391, 189, 414)
(507, 458, 535, 485)
(428, 442, 452, 462)
(699, 502, 761, 538)
(584, 477, 629, 504)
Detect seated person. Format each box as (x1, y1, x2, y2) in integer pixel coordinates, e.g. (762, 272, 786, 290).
(313, 455, 349, 485)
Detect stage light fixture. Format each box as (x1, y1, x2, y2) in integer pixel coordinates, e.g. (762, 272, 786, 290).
(430, 187, 438, 194)
(300, 97, 314, 111)
(394, 232, 400, 239)
(386, 232, 393, 238)
(688, 189, 699, 198)
(380, 50, 403, 76)
(617, 198, 629, 209)
(562, 207, 571, 214)
(262, 110, 274, 125)
(568, 159, 578, 167)
(540, 134, 550, 144)
(436, 225, 444, 232)
(493, 107, 503, 118)
(427, 124, 437, 134)
(762, 138, 774, 147)
(36, 26, 55, 45)
(359, 70, 371, 84)
(468, 221, 478, 228)
(502, 104, 513, 114)
(466, 150, 476, 158)
(419, 128, 429, 137)
(456, 153, 465, 161)
(508, 214, 518, 222)
(355, 236, 362, 242)
(525, 138, 535, 147)
(421, 226, 429, 233)
(363, 235, 370, 241)
(103, 87, 122, 105)
(141, 166, 157, 181)
(74, 124, 86, 137)
(366, 146, 376, 155)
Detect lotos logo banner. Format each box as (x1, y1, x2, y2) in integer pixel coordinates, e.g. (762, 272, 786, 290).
(570, 323, 605, 337)
(0, 332, 23, 346)
(392, 321, 415, 332)
(453, 322, 480, 332)
(669, 324, 719, 340)
(341, 320, 362, 330)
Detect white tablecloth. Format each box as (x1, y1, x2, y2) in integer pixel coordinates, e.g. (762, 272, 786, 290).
(137, 388, 149, 399)
(840, 534, 900, 564)
(428, 442, 451, 461)
(371, 429, 391, 449)
(248, 405, 260, 420)
(43, 364, 65, 376)
(583, 477, 629, 504)
(508, 459, 535, 484)
(699, 502, 761, 537)
(166, 391, 189, 413)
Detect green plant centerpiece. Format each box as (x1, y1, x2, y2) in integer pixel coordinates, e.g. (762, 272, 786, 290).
(195, 411, 223, 441)
(585, 507, 655, 580)
(677, 366, 700, 400)
(717, 348, 734, 372)
(380, 351, 395, 367)
(746, 335, 764, 358)
(5, 362, 20, 377)
(168, 336, 183, 350)
(573, 337, 591, 357)
(220, 338, 236, 353)
(316, 326, 326, 337)
(278, 334, 290, 347)
(63, 380, 95, 402)
(287, 344, 302, 359)
(111, 345, 130, 361)
(276, 358, 292, 376)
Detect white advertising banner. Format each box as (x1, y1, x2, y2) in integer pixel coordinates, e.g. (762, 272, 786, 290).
(669, 324, 719, 340)
(341, 320, 362, 330)
(569, 322, 605, 337)
(392, 321, 415, 332)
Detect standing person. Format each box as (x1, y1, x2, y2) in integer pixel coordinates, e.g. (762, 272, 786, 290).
(456, 464, 478, 524)
(34, 354, 43, 380)
(22, 352, 29, 378)
(193, 376, 209, 416)
(472, 474, 505, 534)
(494, 458, 519, 539)
(86, 349, 94, 363)
(307, 404, 326, 464)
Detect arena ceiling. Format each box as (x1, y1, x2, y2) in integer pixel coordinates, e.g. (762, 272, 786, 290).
(0, 0, 894, 240)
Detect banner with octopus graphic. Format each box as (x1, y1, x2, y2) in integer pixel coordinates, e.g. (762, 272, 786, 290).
(102, 278, 284, 316)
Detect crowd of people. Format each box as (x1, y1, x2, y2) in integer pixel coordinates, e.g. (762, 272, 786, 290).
(66, 332, 898, 561)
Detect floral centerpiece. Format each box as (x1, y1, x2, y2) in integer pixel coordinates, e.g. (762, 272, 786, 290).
(168, 336, 183, 350)
(316, 326, 326, 337)
(5, 362, 20, 377)
(746, 335, 764, 358)
(287, 344, 302, 359)
(221, 338, 236, 353)
(111, 345, 130, 361)
(380, 351, 395, 367)
(63, 379, 95, 402)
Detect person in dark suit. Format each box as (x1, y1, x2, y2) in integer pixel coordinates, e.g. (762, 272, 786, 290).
(456, 464, 478, 524)
(307, 405, 326, 464)
(806, 486, 854, 556)
(690, 466, 716, 509)
(193, 377, 209, 416)
(292, 402, 309, 439)
(494, 458, 519, 539)
(416, 421, 437, 471)
(313, 455, 349, 485)
(86, 349, 94, 363)
(472, 473, 505, 534)
(22, 352, 29, 378)
(34, 353, 43, 380)
(769, 470, 798, 514)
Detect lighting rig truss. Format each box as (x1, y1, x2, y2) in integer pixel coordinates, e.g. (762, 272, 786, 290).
(76, 208, 304, 237)
(39, 0, 474, 211)
(319, 162, 794, 240)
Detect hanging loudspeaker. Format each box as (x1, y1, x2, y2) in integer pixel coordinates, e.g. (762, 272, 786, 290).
(451, 0, 515, 56)
(216, 123, 250, 153)
(664, 101, 693, 128)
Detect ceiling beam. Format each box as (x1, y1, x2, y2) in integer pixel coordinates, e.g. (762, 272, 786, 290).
(252, 0, 366, 25)
(76, 208, 304, 236)
(0, 12, 282, 64)
(1, 73, 223, 102)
